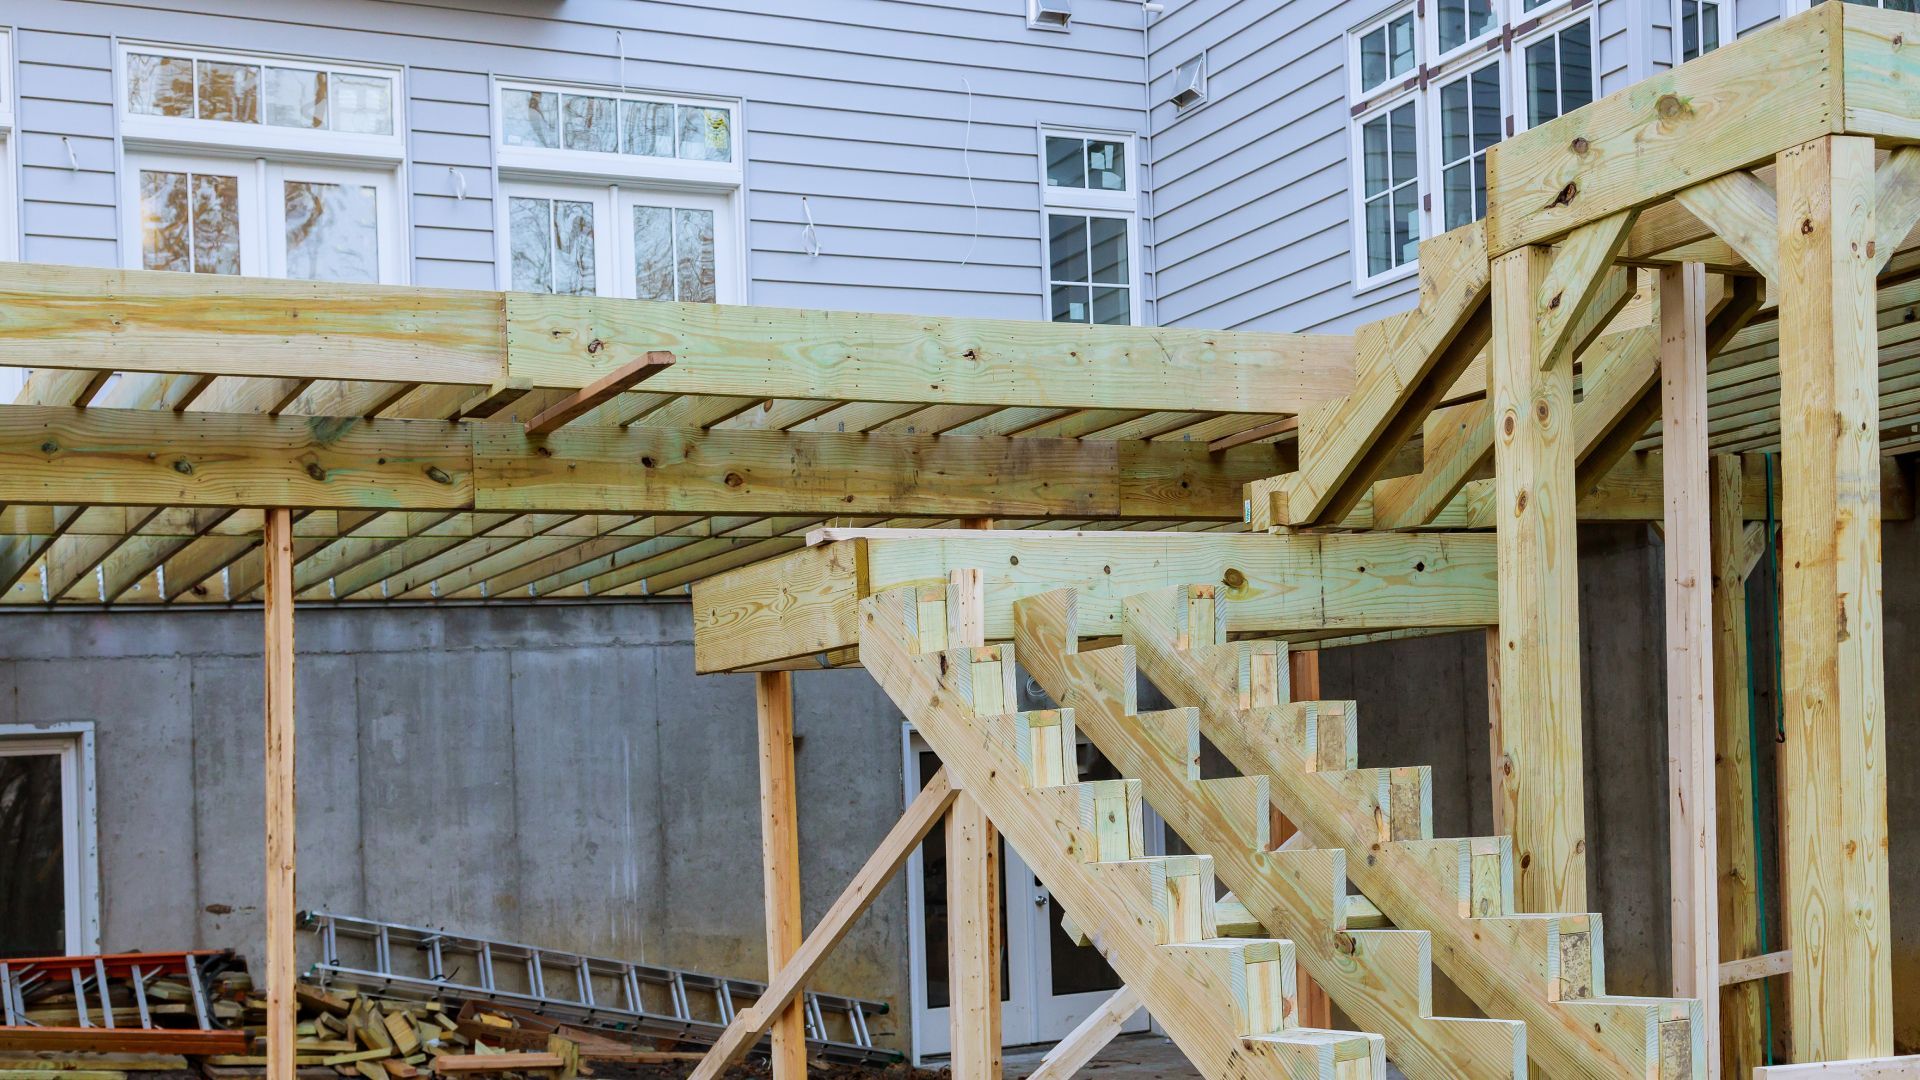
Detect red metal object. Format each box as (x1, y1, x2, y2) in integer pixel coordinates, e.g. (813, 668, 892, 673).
(0, 949, 249, 1055)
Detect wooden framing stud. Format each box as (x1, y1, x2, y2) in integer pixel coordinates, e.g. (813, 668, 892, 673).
(262, 508, 297, 1080)
(524, 351, 675, 436)
(1711, 455, 1764, 1077)
(1775, 133, 1892, 1063)
(755, 670, 806, 1080)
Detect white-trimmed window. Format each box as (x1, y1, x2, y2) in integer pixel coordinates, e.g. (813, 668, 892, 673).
(493, 80, 743, 302)
(1675, 0, 1731, 60)
(1041, 130, 1141, 325)
(1345, 0, 1593, 289)
(115, 43, 406, 284)
(0, 724, 100, 959)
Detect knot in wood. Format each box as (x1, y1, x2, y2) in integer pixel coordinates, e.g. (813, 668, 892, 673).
(723, 471, 745, 488)
(39, 440, 57, 454)
(172, 459, 194, 476)
(1514, 490, 1529, 514)
(1535, 400, 1551, 423)
(1802, 217, 1815, 235)
(425, 465, 453, 485)
(1503, 414, 1516, 437)
(1570, 136, 1589, 154)
(586, 338, 606, 354)
(306, 462, 327, 482)
(1222, 567, 1246, 588)
(1547, 182, 1578, 209)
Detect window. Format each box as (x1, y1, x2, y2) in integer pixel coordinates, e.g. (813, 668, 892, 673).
(117, 44, 405, 284)
(1345, 0, 1592, 288)
(494, 81, 742, 301)
(0, 726, 99, 960)
(1041, 131, 1139, 325)
(1676, 0, 1729, 60)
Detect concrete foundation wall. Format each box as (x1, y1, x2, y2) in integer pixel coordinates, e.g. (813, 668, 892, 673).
(0, 603, 917, 1047)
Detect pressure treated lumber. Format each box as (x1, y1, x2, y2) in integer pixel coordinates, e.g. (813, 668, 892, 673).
(942, 568, 1002, 1080)
(859, 585, 1387, 1079)
(1659, 263, 1720, 1078)
(1754, 1060, 1920, 1078)
(1712, 458, 1764, 1080)
(689, 769, 958, 1080)
(263, 508, 296, 1080)
(1674, 173, 1780, 285)
(690, 531, 1497, 672)
(1774, 134, 1893, 1063)
(755, 671, 806, 1080)
(523, 351, 674, 436)
(1489, 243, 1587, 913)
(1122, 584, 1706, 1078)
(1014, 588, 1526, 1078)
(1022, 987, 1142, 1080)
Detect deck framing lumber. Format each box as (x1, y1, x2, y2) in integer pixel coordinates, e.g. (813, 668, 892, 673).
(755, 670, 806, 1080)
(1711, 454, 1765, 1078)
(262, 508, 297, 1080)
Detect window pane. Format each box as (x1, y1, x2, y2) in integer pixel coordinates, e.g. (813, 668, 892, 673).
(1438, 0, 1495, 51)
(265, 67, 326, 129)
(285, 181, 378, 283)
(1051, 283, 1090, 323)
(1088, 217, 1128, 284)
(0, 754, 67, 959)
(553, 200, 598, 296)
(128, 53, 194, 117)
(675, 208, 717, 303)
(1046, 136, 1086, 188)
(1362, 114, 1389, 197)
(1388, 13, 1417, 78)
(1471, 64, 1503, 150)
(332, 74, 393, 135)
(191, 173, 242, 276)
(1560, 23, 1594, 113)
(1392, 183, 1421, 265)
(1389, 103, 1417, 186)
(678, 105, 733, 162)
(1444, 161, 1474, 231)
(1701, 2, 1721, 52)
(509, 197, 553, 292)
(1440, 79, 1470, 164)
(1473, 155, 1488, 222)
(1091, 285, 1130, 325)
(503, 89, 559, 148)
(632, 205, 674, 301)
(1526, 38, 1558, 127)
(1365, 195, 1392, 276)
(139, 169, 191, 272)
(620, 100, 676, 158)
(1087, 139, 1126, 191)
(196, 61, 260, 123)
(561, 94, 616, 153)
(1360, 27, 1387, 91)
(1049, 214, 1089, 284)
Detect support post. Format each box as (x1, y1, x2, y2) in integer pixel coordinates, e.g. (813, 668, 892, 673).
(1775, 134, 1893, 1062)
(756, 670, 806, 1080)
(1281, 649, 1332, 1028)
(946, 566, 1001, 1079)
(1660, 262, 1719, 1075)
(1712, 454, 1765, 1077)
(262, 508, 296, 1080)
(1484, 626, 1506, 837)
(1490, 243, 1588, 912)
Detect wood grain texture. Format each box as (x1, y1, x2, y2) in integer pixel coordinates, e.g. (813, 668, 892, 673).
(1675, 173, 1781, 285)
(755, 671, 807, 1080)
(262, 509, 297, 1080)
(1775, 134, 1893, 1063)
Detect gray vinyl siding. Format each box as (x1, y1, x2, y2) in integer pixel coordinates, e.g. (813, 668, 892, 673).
(1145, 0, 1651, 337)
(6, 0, 1149, 320)
(14, 28, 118, 267)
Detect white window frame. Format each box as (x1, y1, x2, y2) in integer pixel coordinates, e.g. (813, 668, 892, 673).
(1673, 0, 1735, 60)
(1038, 127, 1144, 326)
(1426, 0, 1503, 70)
(1350, 6, 1421, 111)
(0, 723, 102, 957)
(1427, 52, 1506, 236)
(115, 42, 405, 163)
(492, 79, 742, 190)
(495, 179, 741, 303)
(119, 149, 404, 283)
(1511, 8, 1599, 133)
(1349, 92, 1425, 291)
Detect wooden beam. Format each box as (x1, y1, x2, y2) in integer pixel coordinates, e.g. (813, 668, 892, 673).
(1675, 172, 1781, 285)
(754, 671, 806, 1080)
(691, 531, 1498, 673)
(1712, 454, 1765, 1078)
(1775, 134, 1893, 1063)
(1536, 211, 1638, 371)
(262, 508, 296, 1080)
(1720, 949, 1792, 988)
(1755, 1058, 1920, 1078)
(1489, 243, 1587, 913)
(689, 768, 958, 1080)
(1022, 987, 1141, 1080)
(942, 569, 1001, 1080)
(524, 351, 674, 436)
(1872, 147, 1920, 274)
(1658, 262, 1719, 1075)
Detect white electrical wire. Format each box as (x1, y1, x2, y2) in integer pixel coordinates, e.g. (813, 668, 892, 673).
(801, 195, 821, 257)
(957, 76, 980, 267)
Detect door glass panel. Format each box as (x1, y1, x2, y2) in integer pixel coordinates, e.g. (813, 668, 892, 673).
(674, 208, 717, 303)
(285, 181, 378, 283)
(192, 174, 242, 275)
(551, 200, 598, 296)
(139, 170, 191, 272)
(915, 750, 1009, 1009)
(0, 753, 65, 959)
(632, 206, 675, 301)
(509, 197, 553, 293)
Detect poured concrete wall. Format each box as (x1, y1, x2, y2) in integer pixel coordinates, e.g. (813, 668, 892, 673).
(0, 603, 916, 1048)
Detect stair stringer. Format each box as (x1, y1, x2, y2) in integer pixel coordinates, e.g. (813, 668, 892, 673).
(857, 587, 1387, 1080)
(1121, 583, 1706, 1080)
(1012, 587, 1526, 1080)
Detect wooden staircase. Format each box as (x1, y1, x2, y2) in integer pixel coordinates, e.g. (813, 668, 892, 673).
(859, 583, 1387, 1080)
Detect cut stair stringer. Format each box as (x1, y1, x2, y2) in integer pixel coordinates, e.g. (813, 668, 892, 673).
(858, 586, 1387, 1080)
(1121, 583, 1705, 1080)
(1011, 587, 1526, 1079)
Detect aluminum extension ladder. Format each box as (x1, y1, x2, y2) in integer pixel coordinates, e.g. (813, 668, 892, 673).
(302, 911, 896, 1064)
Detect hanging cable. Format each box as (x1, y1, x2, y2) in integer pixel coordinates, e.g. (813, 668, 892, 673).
(957, 76, 980, 267)
(800, 196, 821, 257)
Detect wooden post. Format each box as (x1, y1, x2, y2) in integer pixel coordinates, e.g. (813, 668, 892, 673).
(1775, 133, 1893, 1062)
(945, 566, 1001, 1079)
(1490, 244, 1588, 913)
(755, 670, 806, 1080)
(1281, 649, 1332, 1029)
(1484, 626, 1506, 837)
(262, 508, 296, 1080)
(1660, 262, 1719, 1075)
(1712, 454, 1765, 1077)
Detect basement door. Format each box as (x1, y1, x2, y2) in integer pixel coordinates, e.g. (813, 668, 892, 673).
(902, 729, 1155, 1061)
(0, 726, 100, 959)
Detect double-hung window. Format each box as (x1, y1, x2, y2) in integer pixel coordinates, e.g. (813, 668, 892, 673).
(1675, 0, 1730, 61)
(1041, 130, 1140, 325)
(493, 81, 742, 303)
(116, 44, 406, 283)
(1346, 0, 1596, 289)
